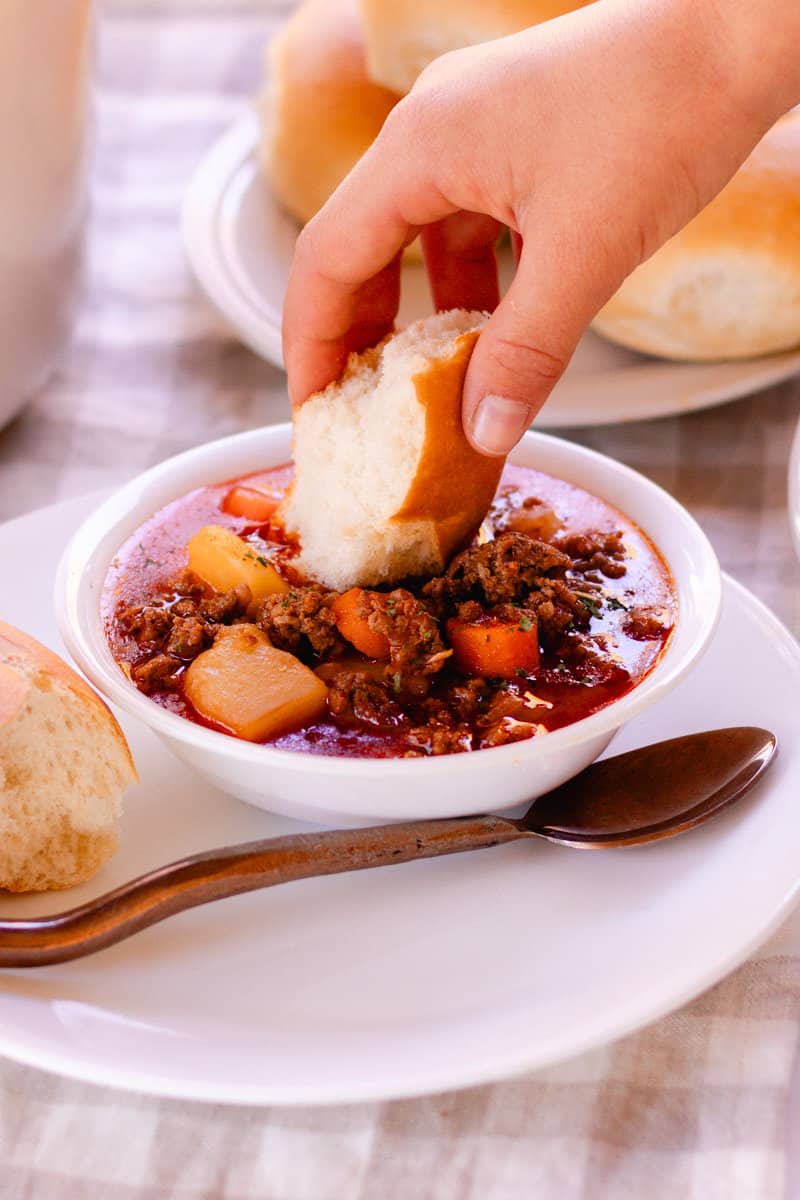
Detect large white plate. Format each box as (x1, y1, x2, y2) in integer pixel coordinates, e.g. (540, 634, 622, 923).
(1, 499, 799, 1104)
(790, 417, 800, 562)
(182, 116, 800, 428)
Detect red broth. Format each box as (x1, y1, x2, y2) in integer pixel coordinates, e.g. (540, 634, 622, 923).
(103, 463, 676, 757)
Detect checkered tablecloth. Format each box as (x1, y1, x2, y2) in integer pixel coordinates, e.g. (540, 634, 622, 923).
(1, 1, 800, 1196)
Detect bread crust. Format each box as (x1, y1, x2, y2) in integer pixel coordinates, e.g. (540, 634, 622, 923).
(0, 620, 136, 782)
(359, 0, 595, 93)
(592, 111, 800, 361)
(393, 330, 504, 560)
(0, 621, 137, 892)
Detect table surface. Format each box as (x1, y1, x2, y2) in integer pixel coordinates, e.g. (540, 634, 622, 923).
(1, 1, 799, 1197)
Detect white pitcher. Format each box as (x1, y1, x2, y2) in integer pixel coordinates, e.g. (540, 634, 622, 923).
(0, 0, 92, 427)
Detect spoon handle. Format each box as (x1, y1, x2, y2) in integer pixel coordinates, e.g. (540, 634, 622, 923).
(0, 814, 523, 968)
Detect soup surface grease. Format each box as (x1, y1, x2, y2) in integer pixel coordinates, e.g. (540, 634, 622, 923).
(104, 464, 676, 758)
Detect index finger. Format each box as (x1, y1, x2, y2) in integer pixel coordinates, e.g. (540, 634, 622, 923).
(282, 132, 458, 405)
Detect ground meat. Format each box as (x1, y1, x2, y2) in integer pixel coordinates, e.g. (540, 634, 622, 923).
(478, 716, 539, 749)
(131, 653, 183, 693)
(255, 586, 342, 659)
(623, 606, 669, 641)
(417, 678, 492, 728)
(325, 670, 404, 730)
(556, 529, 627, 579)
(119, 604, 172, 646)
(357, 589, 449, 676)
(165, 615, 212, 661)
(121, 582, 251, 652)
(171, 597, 200, 618)
(199, 584, 252, 624)
(171, 569, 207, 598)
(405, 725, 474, 756)
(424, 532, 571, 609)
(553, 632, 629, 685)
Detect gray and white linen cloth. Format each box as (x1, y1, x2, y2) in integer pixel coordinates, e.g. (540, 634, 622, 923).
(0, 1, 799, 1196)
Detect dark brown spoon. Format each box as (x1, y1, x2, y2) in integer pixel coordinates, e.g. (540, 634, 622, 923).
(0, 727, 775, 969)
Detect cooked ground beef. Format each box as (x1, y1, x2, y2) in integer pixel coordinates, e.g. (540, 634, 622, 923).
(171, 570, 207, 598)
(131, 653, 183, 693)
(415, 679, 489, 730)
(405, 724, 474, 756)
(325, 670, 404, 729)
(255, 586, 342, 659)
(357, 588, 449, 676)
(165, 615, 213, 660)
(555, 529, 627, 579)
(478, 716, 539, 749)
(121, 582, 250, 651)
(623, 606, 669, 641)
(424, 532, 572, 609)
(199, 584, 252, 624)
(120, 604, 172, 646)
(551, 632, 628, 685)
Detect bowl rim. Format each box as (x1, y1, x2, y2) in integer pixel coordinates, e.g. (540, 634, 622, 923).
(56, 423, 722, 777)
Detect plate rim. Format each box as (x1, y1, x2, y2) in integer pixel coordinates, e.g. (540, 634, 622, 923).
(0, 489, 799, 1104)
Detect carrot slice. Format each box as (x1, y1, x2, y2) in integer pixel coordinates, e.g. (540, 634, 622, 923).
(446, 614, 540, 679)
(332, 589, 390, 659)
(222, 486, 280, 523)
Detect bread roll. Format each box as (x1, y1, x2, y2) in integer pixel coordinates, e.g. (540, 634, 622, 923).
(279, 310, 503, 591)
(0, 621, 136, 892)
(592, 110, 800, 361)
(358, 0, 595, 93)
(259, 0, 400, 227)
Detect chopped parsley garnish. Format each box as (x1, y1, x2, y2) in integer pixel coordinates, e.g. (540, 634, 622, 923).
(517, 614, 533, 632)
(606, 596, 629, 612)
(255, 555, 269, 567)
(392, 672, 402, 694)
(579, 595, 603, 620)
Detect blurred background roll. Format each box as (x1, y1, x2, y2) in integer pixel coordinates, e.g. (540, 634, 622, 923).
(592, 109, 800, 361)
(259, 0, 400, 228)
(358, 0, 596, 94)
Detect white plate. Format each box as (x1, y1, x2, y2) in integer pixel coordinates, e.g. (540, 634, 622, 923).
(1, 493, 799, 1104)
(790, 417, 800, 562)
(182, 116, 800, 429)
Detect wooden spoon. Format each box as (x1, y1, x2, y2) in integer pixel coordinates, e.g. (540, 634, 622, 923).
(0, 727, 775, 968)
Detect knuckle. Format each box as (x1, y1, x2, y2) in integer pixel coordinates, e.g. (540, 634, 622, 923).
(484, 334, 566, 388)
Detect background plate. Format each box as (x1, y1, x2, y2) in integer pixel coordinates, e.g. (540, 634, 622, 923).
(0, 493, 799, 1104)
(182, 116, 800, 428)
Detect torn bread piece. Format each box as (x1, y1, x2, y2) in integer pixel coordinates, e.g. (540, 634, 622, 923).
(0, 621, 137, 892)
(279, 309, 505, 591)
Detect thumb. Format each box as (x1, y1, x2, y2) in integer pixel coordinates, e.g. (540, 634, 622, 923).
(462, 240, 600, 456)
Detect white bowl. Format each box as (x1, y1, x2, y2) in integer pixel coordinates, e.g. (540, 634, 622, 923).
(56, 424, 721, 825)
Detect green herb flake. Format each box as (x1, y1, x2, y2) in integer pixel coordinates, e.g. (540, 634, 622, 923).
(579, 595, 603, 620)
(255, 555, 269, 567)
(517, 614, 533, 632)
(606, 596, 629, 612)
(392, 672, 402, 694)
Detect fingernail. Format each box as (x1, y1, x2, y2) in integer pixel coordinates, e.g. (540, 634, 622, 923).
(469, 396, 534, 456)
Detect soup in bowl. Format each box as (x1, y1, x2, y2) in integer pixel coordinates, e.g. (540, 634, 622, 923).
(57, 425, 720, 824)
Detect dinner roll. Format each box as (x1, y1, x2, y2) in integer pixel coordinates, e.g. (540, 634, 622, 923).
(0, 621, 136, 892)
(358, 0, 595, 93)
(279, 310, 503, 591)
(592, 110, 800, 361)
(258, 0, 400, 227)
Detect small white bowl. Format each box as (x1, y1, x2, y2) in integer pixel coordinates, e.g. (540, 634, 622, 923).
(56, 425, 721, 825)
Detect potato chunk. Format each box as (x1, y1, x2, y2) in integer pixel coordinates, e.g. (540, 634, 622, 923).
(187, 525, 289, 601)
(184, 625, 327, 741)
